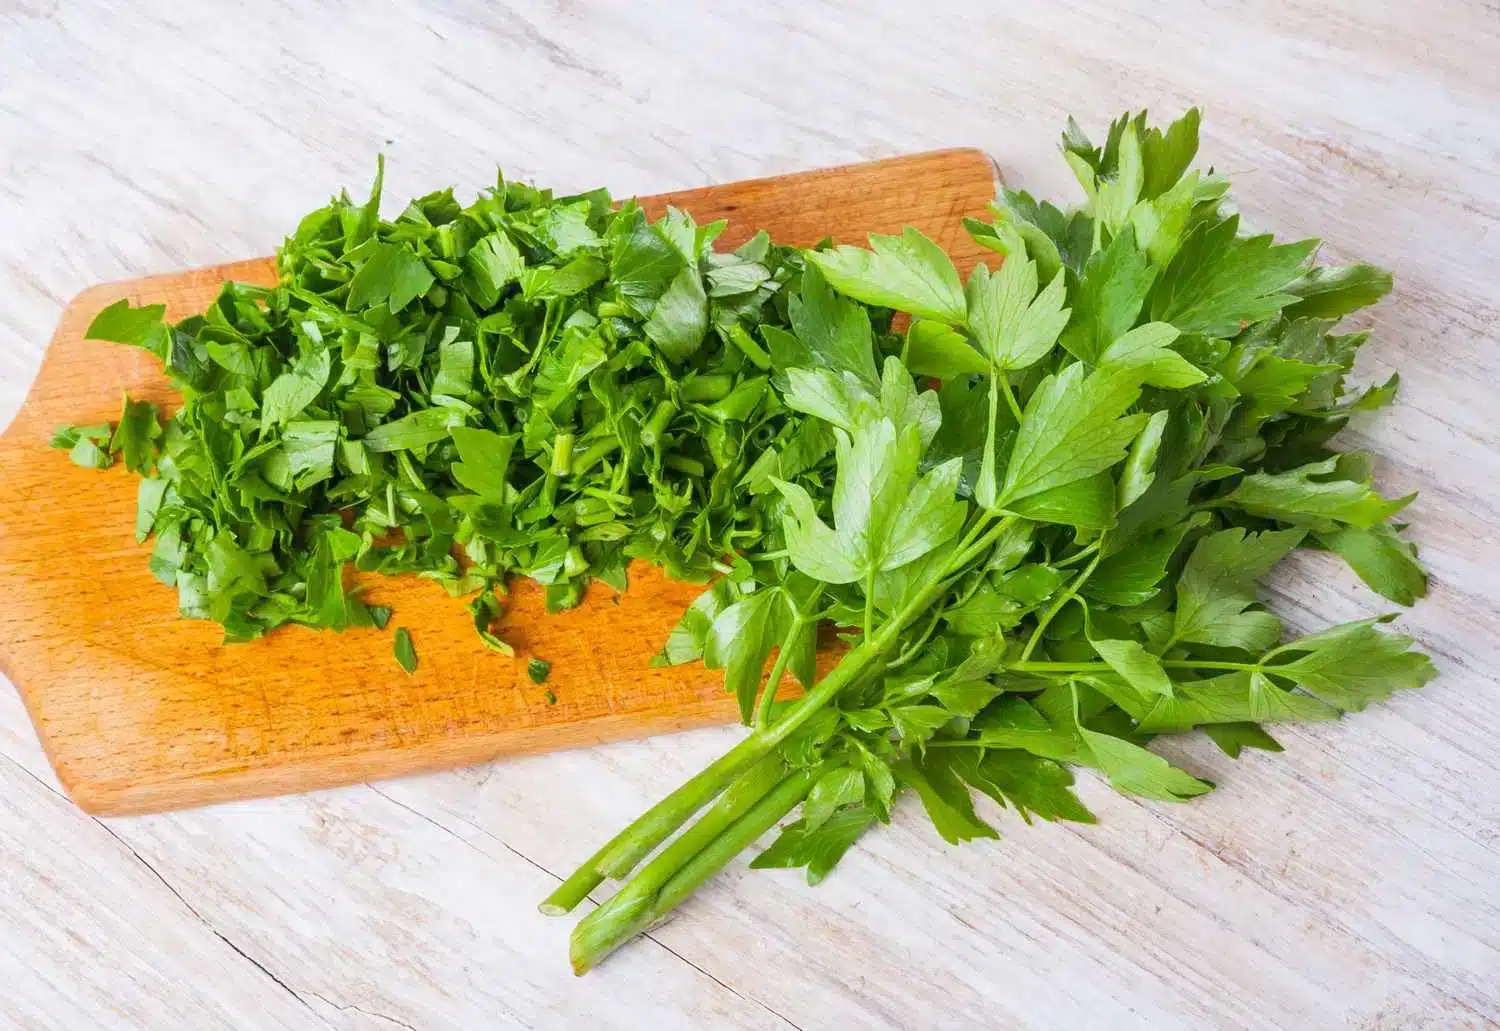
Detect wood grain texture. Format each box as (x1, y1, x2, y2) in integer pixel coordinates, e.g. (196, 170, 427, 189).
(0, 149, 998, 817)
(1, 1, 1498, 1029)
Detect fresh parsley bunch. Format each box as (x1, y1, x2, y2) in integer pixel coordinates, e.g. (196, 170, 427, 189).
(543, 111, 1433, 972)
(61, 110, 1432, 974)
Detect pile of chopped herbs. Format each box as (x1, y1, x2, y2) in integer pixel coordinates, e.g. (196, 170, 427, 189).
(66, 110, 1434, 975)
(71, 160, 838, 656)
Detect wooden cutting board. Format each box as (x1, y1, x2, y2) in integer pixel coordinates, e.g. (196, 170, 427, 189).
(0, 149, 998, 816)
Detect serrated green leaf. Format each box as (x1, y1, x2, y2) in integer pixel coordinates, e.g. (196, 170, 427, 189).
(1318, 523, 1427, 605)
(999, 363, 1146, 505)
(1097, 322, 1205, 389)
(1171, 528, 1305, 651)
(895, 754, 998, 844)
(1204, 722, 1283, 758)
(1078, 725, 1212, 801)
(642, 266, 708, 361)
(790, 263, 879, 390)
(1225, 455, 1412, 530)
(803, 766, 865, 832)
(1151, 217, 1316, 336)
(904, 319, 988, 379)
(1284, 264, 1393, 319)
(110, 397, 162, 475)
(1093, 638, 1173, 697)
(1118, 409, 1169, 509)
(348, 242, 435, 312)
(1270, 618, 1436, 711)
(949, 747, 1096, 825)
(809, 227, 966, 325)
(86, 299, 169, 358)
(750, 807, 875, 885)
(965, 257, 1070, 371)
(1059, 225, 1156, 363)
(261, 348, 331, 432)
(465, 230, 525, 307)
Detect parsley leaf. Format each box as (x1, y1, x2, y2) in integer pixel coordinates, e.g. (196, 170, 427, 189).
(808, 227, 967, 325)
(1171, 528, 1304, 651)
(1224, 454, 1412, 529)
(1269, 617, 1436, 710)
(965, 256, 1070, 371)
(999, 363, 1147, 505)
(1150, 217, 1316, 337)
(1318, 523, 1427, 605)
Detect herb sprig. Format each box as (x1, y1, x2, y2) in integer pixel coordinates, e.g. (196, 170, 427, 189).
(539, 111, 1432, 972)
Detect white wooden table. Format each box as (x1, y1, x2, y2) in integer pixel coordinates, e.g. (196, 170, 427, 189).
(2, 2, 1498, 1028)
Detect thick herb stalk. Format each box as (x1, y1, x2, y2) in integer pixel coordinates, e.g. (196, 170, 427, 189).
(544, 111, 1433, 973)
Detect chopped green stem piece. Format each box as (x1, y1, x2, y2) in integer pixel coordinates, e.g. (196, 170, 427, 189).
(570, 436, 620, 477)
(664, 455, 705, 477)
(551, 433, 574, 476)
(680, 374, 733, 402)
(640, 401, 677, 448)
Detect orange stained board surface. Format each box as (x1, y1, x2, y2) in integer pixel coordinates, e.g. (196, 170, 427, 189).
(0, 148, 999, 815)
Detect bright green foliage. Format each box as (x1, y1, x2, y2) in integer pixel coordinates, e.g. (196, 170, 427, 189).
(65, 111, 1433, 975)
(549, 110, 1431, 974)
(77, 171, 843, 646)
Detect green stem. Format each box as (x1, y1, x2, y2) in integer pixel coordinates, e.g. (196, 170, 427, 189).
(1012, 658, 1258, 674)
(570, 435, 619, 477)
(889, 606, 944, 669)
(754, 631, 798, 730)
(863, 566, 877, 642)
(641, 401, 677, 448)
(551, 433, 575, 476)
(955, 510, 998, 559)
(949, 570, 989, 609)
(756, 584, 824, 729)
(1054, 538, 1102, 568)
(954, 513, 1017, 569)
(540, 729, 775, 912)
(571, 764, 821, 974)
(665, 455, 706, 477)
(681, 374, 734, 403)
(1020, 536, 1106, 662)
(980, 377, 1001, 506)
(998, 375, 1024, 424)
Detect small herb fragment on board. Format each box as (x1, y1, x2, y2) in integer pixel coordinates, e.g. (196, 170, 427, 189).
(543, 690, 558, 705)
(528, 657, 552, 684)
(393, 627, 417, 674)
